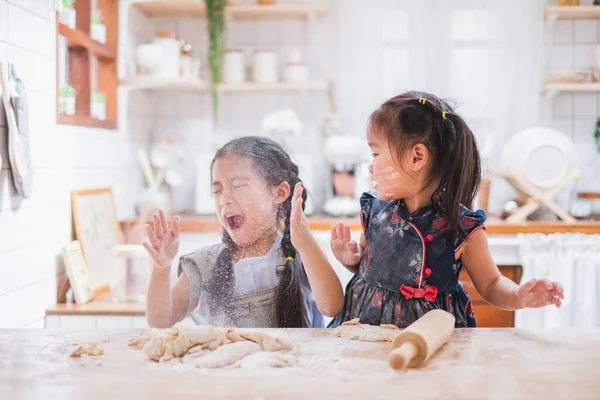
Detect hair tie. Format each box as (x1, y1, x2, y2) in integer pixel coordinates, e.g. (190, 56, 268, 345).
(418, 98, 427, 105)
(222, 244, 229, 249)
(286, 256, 294, 262)
(442, 111, 447, 120)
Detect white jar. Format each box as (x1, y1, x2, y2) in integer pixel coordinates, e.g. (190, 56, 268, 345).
(253, 50, 278, 83)
(90, 24, 107, 44)
(153, 31, 180, 78)
(223, 50, 245, 83)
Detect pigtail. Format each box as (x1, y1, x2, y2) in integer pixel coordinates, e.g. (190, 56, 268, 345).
(206, 230, 236, 321)
(275, 179, 307, 328)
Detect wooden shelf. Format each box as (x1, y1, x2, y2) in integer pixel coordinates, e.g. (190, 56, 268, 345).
(58, 114, 117, 130)
(119, 79, 329, 93)
(218, 81, 329, 92)
(119, 76, 209, 92)
(58, 23, 117, 61)
(543, 82, 600, 93)
(228, 4, 328, 18)
(132, 1, 327, 18)
(545, 5, 600, 20)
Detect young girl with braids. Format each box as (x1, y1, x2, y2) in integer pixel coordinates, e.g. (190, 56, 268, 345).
(330, 91, 564, 328)
(144, 136, 343, 328)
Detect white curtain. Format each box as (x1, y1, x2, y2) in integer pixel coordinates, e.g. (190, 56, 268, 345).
(336, 0, 545, 208)
(516, 234, 600, 328)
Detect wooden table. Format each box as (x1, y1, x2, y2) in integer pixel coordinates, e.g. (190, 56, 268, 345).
(1, 328, 599, 399)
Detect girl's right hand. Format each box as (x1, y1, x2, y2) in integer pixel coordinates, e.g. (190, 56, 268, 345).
(330, 223, 361, 267)
(142, 209, 181, 270)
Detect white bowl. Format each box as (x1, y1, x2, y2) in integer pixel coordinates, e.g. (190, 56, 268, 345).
(501, 127, 575, 188)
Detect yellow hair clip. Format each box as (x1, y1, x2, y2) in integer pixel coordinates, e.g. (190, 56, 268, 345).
(286, 256, 294, 262)
(222, 243, 229, 249)
(442, 111, 447, 120)
(418, 98, 427, 105)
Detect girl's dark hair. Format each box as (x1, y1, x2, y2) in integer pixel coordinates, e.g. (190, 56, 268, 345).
(206, 136, 306, 328)
(369, 91, 481, 241)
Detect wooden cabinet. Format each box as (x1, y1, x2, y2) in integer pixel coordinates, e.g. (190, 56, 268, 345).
(459, 265, 522, 328)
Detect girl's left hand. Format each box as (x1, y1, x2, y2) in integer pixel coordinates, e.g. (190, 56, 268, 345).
(517, 278, 564, 309)
(290, 182, 312, 252)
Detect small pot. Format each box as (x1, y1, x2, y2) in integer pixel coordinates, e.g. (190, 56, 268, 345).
(253, 50, 278, 83)
(90, 23, 107, 44)
(223, 50, 245, 83)
(59, 8, 76, 29)
(59, 96, 75, 115)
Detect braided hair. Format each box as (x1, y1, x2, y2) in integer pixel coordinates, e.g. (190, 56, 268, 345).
(369, 91, 482, 241)
(206, 136, 307, 327)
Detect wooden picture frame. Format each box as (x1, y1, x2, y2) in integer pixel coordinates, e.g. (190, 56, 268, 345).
(71, 188, 123, 297)
(62, 240, 94, 305)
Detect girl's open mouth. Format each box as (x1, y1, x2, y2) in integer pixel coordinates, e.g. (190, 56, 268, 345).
(226, 215, 245, 231)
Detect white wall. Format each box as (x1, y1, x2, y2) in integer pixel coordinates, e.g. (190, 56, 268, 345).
(549, 13, 600, 187)
(0, 0, 150, 328)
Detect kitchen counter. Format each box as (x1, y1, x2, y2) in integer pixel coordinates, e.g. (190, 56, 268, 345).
(122, 215, 600, 235)
(2, 328, 599, 399)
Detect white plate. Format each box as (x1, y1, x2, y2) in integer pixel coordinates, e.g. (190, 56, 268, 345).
(501, 127, 575, 188)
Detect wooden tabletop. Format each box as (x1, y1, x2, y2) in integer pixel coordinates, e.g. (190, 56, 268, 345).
(1, 328, 599, 399)
(123, 214, 600, 235)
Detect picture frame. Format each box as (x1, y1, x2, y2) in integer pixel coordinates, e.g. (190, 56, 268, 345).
(62, 240, 93, 305)
(71, 188, 123, 297)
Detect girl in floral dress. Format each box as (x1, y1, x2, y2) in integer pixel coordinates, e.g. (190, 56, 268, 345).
(329, 92, 564, 328)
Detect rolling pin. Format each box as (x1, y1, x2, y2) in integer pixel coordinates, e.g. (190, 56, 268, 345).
(388, 309, 455, 370)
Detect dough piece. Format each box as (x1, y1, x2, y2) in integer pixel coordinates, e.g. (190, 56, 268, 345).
(235, 352, 299, 369)
(226, 329, 291, 352)
(192, 341, 262, 368)
(173, 325, 228, 357)
(128, 333, 151, 349)
(182, 349, 209, 364)
(341, 318, 361, 326)
(379, 324, 400, 330)
(335, 323, 400, 342)
(70, 343, 104, 358)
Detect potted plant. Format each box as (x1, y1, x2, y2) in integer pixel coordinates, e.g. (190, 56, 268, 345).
(58, 85, 76, 115)
(91, 92, 106, 121)
(90, 10, 106, 43)
(205, 0, 226, 125)
(59, 0, 76, 29)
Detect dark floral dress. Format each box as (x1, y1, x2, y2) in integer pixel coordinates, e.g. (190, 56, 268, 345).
(330, 191, 486, 329)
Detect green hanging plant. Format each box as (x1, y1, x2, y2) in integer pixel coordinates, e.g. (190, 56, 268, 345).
(204, 0, 226, 126)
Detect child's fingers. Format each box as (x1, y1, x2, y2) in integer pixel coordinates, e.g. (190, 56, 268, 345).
(153, 213, 164, 239)
(171, 215, 180, 238)
(336, 224, 344, 241)
(146, 224, 160, 248)
(330, 224, 337, 241)
(292, 182, 303, 203)
(345, 240, 358, 251)
(541, 278, 552, 291)
(159, 209, 169, 233)
(522, 278, 537, 293)
(552, 296, 562, 308)
(293, 197, 304, 221)
(142, 241, 159, 261)
(553, 282, 564, 299)
(350, 253, 361, 263)
(343, 225, 351, 243)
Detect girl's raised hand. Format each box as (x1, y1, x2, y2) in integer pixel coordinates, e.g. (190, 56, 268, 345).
(290, 182, 312, 252)
(330, 223, 361, 267)
(142, 209, 181, 269)
(517, 278, 564, 309)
